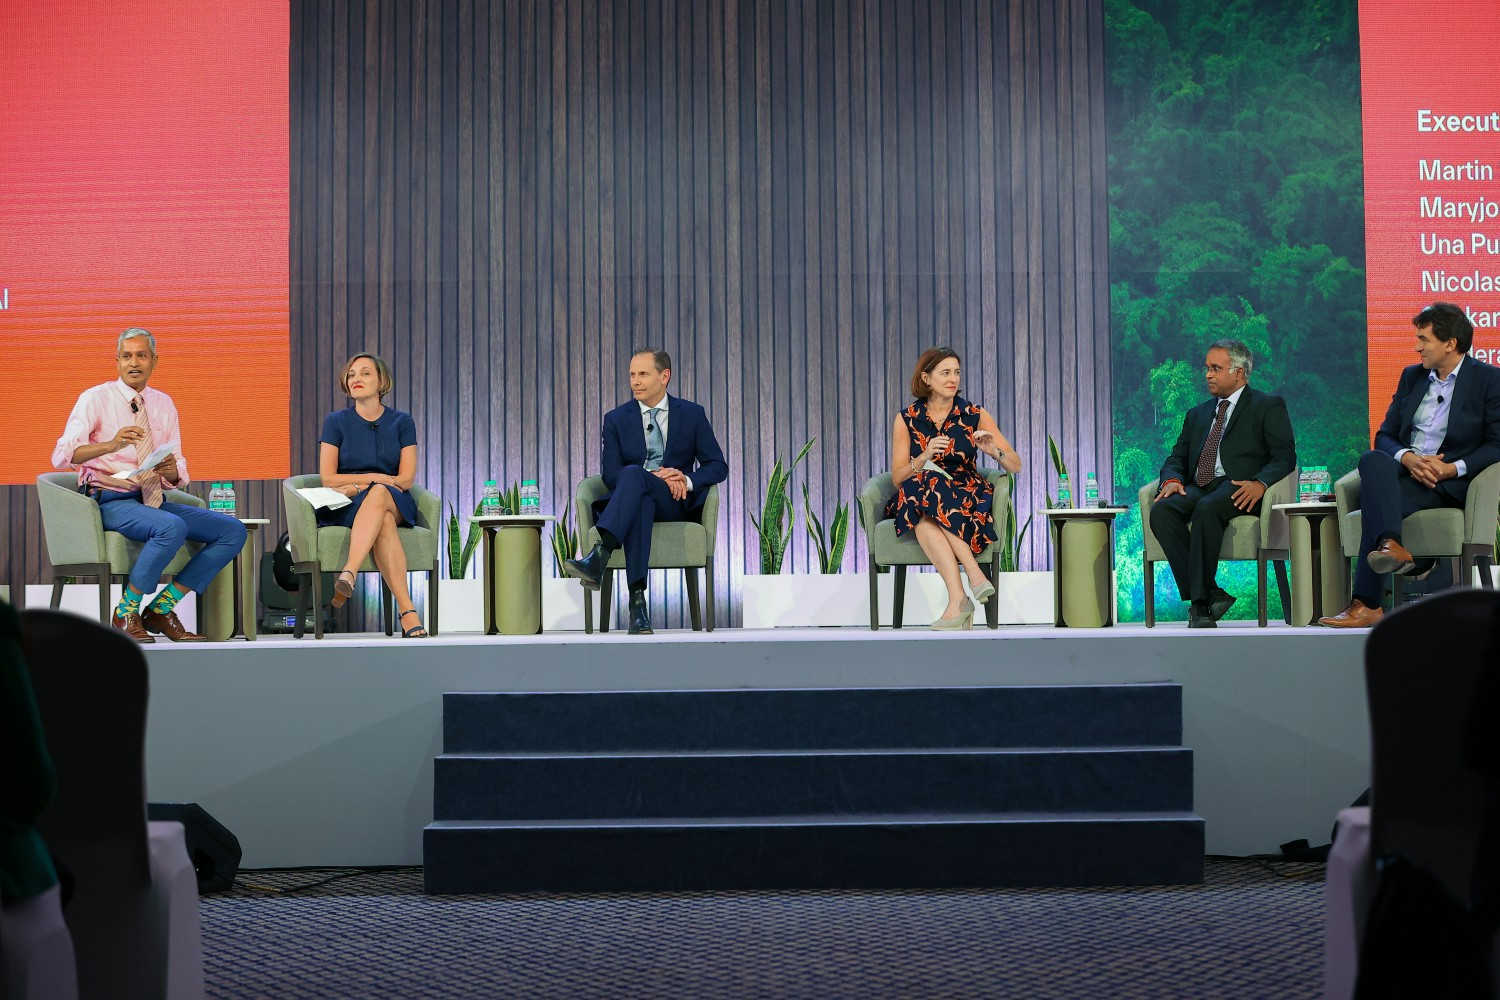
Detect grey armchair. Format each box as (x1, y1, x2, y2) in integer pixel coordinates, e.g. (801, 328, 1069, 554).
(281, 474, 442, 638)
(1333, 462, 1500, 601)
(1138, 473, 1296, 626)
(855, 469, 1010, 630)
(574, 476, 720, 633)
(36, 472, 206, 624)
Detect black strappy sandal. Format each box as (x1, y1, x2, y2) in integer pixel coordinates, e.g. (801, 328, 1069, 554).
(399, 608, 429, 638)
(330, 569, 356, 609)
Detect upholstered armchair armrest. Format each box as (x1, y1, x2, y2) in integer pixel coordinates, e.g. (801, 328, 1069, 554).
(1334, 470, 1361, 521)
(411, 484, 442, 533)
(1139, 479, 1163, 561)
(981, 468, 1011, 542)
(857, 474, 894, 536)
(1463, 462, 1500, 546)
(575, 476, 607, 542)
(163, 488, 204, 509)
(698, 483, 721, 557)
(35, 474, 108, 566)
(282, 476, 321, 565)
(1259, 472, 1297, 550)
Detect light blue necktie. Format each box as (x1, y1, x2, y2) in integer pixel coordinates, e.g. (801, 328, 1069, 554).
(645, 407, 664, 471)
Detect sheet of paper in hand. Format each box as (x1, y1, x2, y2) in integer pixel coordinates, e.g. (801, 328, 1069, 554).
(296, 486, 353, 510)
(120, 441, 180, 480)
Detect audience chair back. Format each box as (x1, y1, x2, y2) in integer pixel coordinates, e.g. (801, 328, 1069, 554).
(572, 476, 720, 633)
(1136, 472, 1295, 626)
(281, 474, 442, 638)
(35, 472, 204, 624)
(855, 469, 1010, 630)
(20, 609, 206, 1000)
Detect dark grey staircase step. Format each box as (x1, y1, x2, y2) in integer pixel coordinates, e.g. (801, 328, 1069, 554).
(433, 746, 1194, 819)
(422, 811, 1206, 892)
(442, 684, 1183, 753)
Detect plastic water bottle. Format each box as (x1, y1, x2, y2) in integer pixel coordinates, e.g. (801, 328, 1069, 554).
(520, 479, 541, 514)
(208, 483, 220, 511)
(1084, 473, 1100, 510)
(1056, 472, 1072, 509)
(481, 480, 500, 516)
(223, 482, 237, 518)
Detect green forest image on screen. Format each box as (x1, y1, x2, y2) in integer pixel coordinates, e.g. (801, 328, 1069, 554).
(1106, 0, 1367, 622)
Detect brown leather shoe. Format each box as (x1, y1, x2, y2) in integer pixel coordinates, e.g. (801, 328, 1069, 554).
(112, 611, 156, 644)
(141, 607, 209, 642)
(1366, 538, 1416, 576)
(1319, 598, 1384, 629)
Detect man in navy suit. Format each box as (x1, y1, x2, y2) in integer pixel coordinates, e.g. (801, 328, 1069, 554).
(1151, 339, 1298, 628)
(564, 348, 728, 634)
(1322, 303, 1500, 627)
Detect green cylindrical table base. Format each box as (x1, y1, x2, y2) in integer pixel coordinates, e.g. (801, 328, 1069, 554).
(200, 568, 236, 641)
(1288, 512, 1347, 626)
(1058, 519, 1112, 628)
(493, 526, 543, 635)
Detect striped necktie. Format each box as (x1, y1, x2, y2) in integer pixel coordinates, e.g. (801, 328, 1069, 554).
(1194, 398, 1231, 488)
(133, 395, 164, 508)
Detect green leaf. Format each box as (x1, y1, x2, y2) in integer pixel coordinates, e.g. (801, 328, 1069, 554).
(1048, 434, 1067, 477)
(827, 502, 850, 573)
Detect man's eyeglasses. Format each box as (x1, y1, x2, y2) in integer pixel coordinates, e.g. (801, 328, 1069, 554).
(1203, 364, 1235, 374)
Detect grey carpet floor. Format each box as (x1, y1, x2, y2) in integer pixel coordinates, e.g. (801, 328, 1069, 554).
(201, 859, 1325, 999)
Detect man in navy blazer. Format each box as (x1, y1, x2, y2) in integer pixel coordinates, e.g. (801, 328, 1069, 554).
(564, 348, 728, 634)
(1151, 339, 1297, 628)
(1322, 303, 1500, 627)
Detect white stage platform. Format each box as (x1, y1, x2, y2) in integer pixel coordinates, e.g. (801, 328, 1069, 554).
(140, 623, 1370, 867)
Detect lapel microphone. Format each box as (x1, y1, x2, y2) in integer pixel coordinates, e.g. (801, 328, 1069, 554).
(368, 421, 379, 431)
(130, 400, 139, 413)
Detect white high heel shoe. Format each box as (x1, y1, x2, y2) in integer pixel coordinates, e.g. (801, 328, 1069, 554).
(931, 597, 975, 631)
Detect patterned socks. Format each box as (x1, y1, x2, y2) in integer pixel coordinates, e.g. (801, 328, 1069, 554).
(116, 585, 145, 619)
(150, 582, 189, 616)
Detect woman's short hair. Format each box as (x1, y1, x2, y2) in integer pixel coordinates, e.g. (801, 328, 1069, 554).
(910, 346, 961, 399)
(339, 352, 394, 398)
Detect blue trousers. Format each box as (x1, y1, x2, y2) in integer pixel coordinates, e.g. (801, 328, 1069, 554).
(1351, 450, 1457, 607)
(595, 466, 690, 589)
(97, 491, 247, 594)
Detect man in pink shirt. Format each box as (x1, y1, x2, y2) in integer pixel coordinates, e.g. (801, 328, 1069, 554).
(52, 328, 246, 642)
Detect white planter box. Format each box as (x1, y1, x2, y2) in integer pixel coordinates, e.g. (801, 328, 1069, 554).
(25, 583, 198, 630)
(542, 577, 586, 631)
(741, 572, 1054, 628)
(436, 577, 485, 633)
(437, 576, 587, 633)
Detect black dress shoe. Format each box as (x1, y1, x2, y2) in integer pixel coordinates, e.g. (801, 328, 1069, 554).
(628, 589, 653, 635)
(1187, 603, 1216, 628)
(563, 543, 611, 590)
(1208, 589, 1236, 621)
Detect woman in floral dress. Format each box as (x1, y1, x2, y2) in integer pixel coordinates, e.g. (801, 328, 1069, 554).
(885, 347, 1023, 629)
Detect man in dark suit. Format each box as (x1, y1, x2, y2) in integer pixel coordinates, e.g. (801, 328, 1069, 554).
(1321, 303, 1500, 628)
(564, 348, 728, 634)
(1151, 339, 1297, 628)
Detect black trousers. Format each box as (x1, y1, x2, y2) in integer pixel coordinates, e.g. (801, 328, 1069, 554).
(1351, 450, 1458, 606)
(1149, 476, 1258, 603)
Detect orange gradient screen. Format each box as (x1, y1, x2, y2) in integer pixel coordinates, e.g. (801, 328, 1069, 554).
(1360, 0, 1500, 434)
(0, 1, 289, 484)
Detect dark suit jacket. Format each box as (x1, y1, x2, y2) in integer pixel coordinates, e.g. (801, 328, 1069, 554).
(1374, 357, 1500, 504)
(1159, 386, 1297, 490)
(600, 395, 728, 512)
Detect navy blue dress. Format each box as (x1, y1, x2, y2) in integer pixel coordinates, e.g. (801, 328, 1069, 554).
(317, 406, 420, 528)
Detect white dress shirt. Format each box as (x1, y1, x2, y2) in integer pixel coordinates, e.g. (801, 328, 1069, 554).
(638, 396, 693, 490)
(1395, 357, 1468, 477)
(1211, 385, 1246, 479)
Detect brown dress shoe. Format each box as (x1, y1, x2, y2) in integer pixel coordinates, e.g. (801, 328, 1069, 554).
(141, 607, 209, 642)
(1366, 538, 1416, 576)
(1319, 598, 1384, 629)
(112, 611, 156, 644)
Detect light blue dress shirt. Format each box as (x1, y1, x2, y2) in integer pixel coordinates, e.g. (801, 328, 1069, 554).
(1395, 356, 1467, 477)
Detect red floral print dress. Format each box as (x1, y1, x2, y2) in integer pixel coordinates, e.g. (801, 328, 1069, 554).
(883, 395, 997, 554)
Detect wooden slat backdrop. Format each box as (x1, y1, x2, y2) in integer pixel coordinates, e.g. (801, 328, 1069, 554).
(3, 0, 1110, 631)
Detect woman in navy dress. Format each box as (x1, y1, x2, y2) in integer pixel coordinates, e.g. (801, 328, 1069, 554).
(885, 347, 1023, 630)
(319, 353, 427, 637)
